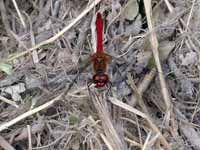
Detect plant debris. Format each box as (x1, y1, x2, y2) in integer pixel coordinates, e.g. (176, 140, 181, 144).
(0, 0, 200, 149)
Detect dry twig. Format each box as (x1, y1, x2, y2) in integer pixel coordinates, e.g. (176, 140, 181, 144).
(11, 0, 26, 28)
(0, 136, 15, 150)
(27, 125, 32, 150)
(89, 89, 127, 150)
(143, 0, 172, 121)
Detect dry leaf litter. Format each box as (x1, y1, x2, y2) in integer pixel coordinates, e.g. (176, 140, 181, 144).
(0, 0, 199, 150)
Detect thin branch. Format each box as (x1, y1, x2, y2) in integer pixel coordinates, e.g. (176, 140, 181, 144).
(163, 0, 173, 13)
(0, 136, 15, 150)
(89, 89, 126, 150)
(27, 125, 32, 150)
(100, 133, 114, 150)
(24, 12, 39, 63)
(142, 131, 151, 150)
(0, 95, 19, 108)
(11, 0, 26, 28)
(185, 0, 196, 32)
(143, 0, 171, 113)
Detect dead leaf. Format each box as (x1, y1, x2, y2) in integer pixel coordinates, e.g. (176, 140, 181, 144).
(122, 0, 139, 21)
(112, 0, 121, 14)
(125, 14, 142, 35)
(25, 74, 42, 89)
(145, 40, 175, 69)
(1, 83, 25, 101)
(136, 50, 152, 73)
(0, 36, 9, 46)
(179, 51, 198, 66)
(0, 63, 12, 75)
(159, 41, 175, 61)
(57, 49, 73, 64)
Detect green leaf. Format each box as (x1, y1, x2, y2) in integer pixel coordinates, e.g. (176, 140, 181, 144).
(69, 115, 79, 125)
(41, 43, 59, 49)
(147, 56, 155, 69)
(0, 63, 12, 75)
(167, 72, 176, 80)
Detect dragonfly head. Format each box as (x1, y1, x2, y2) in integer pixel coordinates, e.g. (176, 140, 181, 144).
(93, 73, 109, 88)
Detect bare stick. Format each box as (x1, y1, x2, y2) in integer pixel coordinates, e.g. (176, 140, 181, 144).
(25, 12, 39, 63)
(185, 0, 196, 32)
(27, 125, 32, 150)
(163, 0, 173, 13)
(0, 136, 15, 150)
(89, 90, 126, 150)
(143, 0, 171, 113)
(0, 95, 19, 108)
(127, 73, 149, 114)
(137, 68, 157, 94)
(142, 131, 152, 150)
(124, 137, 141, 148)
(100, 133, 114, 150)
(11, 0, 26, 28)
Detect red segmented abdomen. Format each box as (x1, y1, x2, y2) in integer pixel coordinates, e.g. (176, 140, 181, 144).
(96, 12, 103, 52)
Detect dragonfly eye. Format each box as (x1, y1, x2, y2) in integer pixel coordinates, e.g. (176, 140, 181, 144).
(97, 58, 102, 63)
(93, 74, 108, 84)
(90, 54, 96, 60)
(95, 82, 105, 88)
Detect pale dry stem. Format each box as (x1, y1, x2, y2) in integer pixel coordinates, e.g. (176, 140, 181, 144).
(185, 0, 196, 32)
(89, 89, 126, 150)
(143, 0, 172, 121)
(0, 136, 15, 150)
(25, 12, 39, 64)
(0, 95, 19, 108)
(27, 125, 32, 150)
(127, 73, 149, 114)
(163, 0, 174, 13)
(124, 137, 142, 148)
(100, 133, 114, 150)
(11, 0, 26, 28)
(142, 131, 152, 150)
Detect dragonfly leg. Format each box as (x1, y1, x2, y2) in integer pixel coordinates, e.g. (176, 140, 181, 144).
(87, 79, 94, 91)
(105, 81, 112, 96)
(105, 81, 119, 121)
(87, 79, 99, 113)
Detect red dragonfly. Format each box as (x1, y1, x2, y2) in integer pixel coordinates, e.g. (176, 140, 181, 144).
(89, 12, 112, 88)
(63, 12, 112, 93)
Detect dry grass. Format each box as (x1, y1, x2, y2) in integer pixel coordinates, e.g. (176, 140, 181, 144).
(0, 0, 200, 149)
